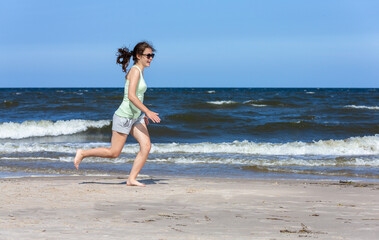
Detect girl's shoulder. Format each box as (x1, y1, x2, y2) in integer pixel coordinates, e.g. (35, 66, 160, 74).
(126, 66, 141, 81)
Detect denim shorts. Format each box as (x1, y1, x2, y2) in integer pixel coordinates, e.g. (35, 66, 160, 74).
(112, 113, 145, 135)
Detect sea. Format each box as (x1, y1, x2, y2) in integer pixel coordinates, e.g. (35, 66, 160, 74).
(1, 88, 378, 181)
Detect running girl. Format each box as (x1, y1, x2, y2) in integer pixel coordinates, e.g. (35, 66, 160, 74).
(74, 41, 160, 187)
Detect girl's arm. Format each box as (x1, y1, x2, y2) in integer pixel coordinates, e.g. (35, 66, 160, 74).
(127, 68, 161, 123)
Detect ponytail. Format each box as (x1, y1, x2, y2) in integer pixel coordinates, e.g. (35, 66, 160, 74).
(116, 47, 132, 73)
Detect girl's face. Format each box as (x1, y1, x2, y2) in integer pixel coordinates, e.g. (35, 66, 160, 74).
(138, 48, 155, 68)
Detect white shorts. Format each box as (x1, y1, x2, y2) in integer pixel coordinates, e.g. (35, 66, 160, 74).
(112, 113, 145, 135)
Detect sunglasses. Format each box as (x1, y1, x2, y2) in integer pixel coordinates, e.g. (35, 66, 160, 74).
(142, 53, 155, 59)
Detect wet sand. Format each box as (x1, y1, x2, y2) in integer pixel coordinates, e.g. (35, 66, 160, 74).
(1, 176, 378, 239)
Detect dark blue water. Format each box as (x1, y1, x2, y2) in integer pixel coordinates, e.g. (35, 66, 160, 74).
(1, 88, 378, 180)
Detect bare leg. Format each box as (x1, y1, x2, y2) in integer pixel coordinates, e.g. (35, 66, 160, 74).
(74, 131, 128, 170)
(127, 123, 151, 187)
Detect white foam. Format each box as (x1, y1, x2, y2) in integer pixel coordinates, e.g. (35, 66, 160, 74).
(250, 104, 267, 107)
(148, 156, 379, 167)
(344, 105, 379, 110)
(243, 100, 267, 107)
(207, 101, 237, 105)
(207, 90, 216, 94)
(0, 142, 125, 154)
(0, 119, 110, 139)
(1, 135, 378, 156)
(0, 157, 59, 161)
(149, 135, 379, 155)
(4, 153, 376, 167)
(43, 156, 379, 167)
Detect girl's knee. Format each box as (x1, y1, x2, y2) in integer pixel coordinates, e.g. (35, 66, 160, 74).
(141, 142, 151, 154)
(109, 150, 121, 158)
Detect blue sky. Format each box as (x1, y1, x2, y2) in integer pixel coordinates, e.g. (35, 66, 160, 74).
(1, 0, 378, 88)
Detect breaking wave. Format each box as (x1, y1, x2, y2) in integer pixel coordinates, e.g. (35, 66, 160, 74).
(0, 119, 110, 139)
(1, 135, 378, 156)
(207, 100, 237, 105)
(344, 105, 379, 110)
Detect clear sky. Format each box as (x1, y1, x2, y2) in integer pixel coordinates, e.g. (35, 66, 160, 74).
(1, 0, 378, 88)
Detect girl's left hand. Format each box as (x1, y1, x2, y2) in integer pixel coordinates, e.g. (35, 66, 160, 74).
(144, 116, 149, 125)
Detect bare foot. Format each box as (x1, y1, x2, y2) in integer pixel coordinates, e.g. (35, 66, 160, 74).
(74, 149, 84, 170)
(126, 179, 146, 187)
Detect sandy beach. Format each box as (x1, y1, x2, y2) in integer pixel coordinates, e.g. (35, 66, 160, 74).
(0, 176, 378, 240)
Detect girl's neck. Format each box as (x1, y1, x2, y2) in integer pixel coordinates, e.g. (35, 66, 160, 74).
(135, 63, 145, 72)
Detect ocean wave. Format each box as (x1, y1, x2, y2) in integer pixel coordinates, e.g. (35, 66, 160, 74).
(0, 119, 110, 139)
(242, 100, 267, 107)
(2, 100, 19, 108)
(250, 121, 379, 133)
(1, 135, 378, 156)
(243, 100, 298, 107)
(185, 100, 240, 109)
(74, 156, 379, 167)
(165, 112, 236, 123)
(344, 105, 379, 110)
(207, 101, 237, 105)
(280, 115, 316, 121)
(250, 104, 267, 107)
(147, 156, 379, 167)
(2, 154, 378, 168)
(150, 135, 379, 155)
(252, 121, 314, 131)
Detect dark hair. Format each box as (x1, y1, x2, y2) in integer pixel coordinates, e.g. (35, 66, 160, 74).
(116, 41, 156, 73)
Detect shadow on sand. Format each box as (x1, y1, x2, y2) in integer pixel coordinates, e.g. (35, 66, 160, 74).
(79, 178, 168, 186)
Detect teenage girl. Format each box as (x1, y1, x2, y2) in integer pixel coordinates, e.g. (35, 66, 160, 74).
(74, 41, 160, 187)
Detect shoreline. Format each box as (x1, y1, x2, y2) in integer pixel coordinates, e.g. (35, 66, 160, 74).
(1, 175, 378, 239)
(1, 170, 379, 183)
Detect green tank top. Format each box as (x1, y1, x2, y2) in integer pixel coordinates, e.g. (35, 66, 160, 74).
(115, 65, 147, 119)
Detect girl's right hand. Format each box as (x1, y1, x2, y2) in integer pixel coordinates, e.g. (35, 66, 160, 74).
(146, 110, 161, 123)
